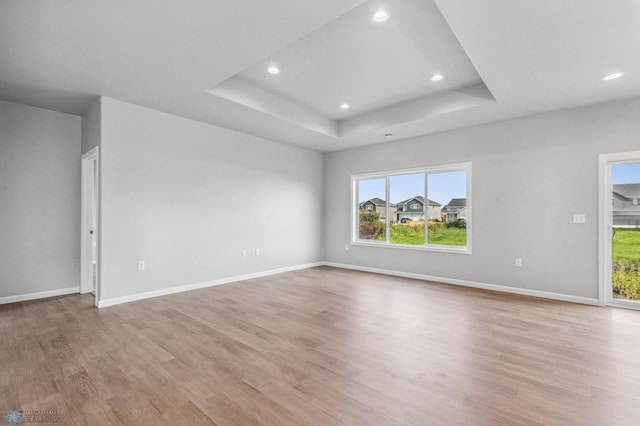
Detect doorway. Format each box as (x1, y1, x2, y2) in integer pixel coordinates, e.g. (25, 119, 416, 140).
(600, 151, 640, 309)
(81, 147, 100, 306)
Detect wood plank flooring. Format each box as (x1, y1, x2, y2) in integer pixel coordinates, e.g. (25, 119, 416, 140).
(2, 266, 640, 425)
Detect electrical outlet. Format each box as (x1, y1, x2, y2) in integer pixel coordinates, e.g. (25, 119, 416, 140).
(241, 250, 247, 258)
(137, 261, 145, 271)
(345, 244, 349, 251)
(255, 248, 261, 256)
(515, 258, 523, 267)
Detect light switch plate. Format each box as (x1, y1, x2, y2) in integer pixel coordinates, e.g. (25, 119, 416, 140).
(573, 214, 586, 224)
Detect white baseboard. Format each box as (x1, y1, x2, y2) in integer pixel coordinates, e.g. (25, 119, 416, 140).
(0, 286, 80, 305)
(1, 262, 599, 308)
(97, 262, 324, 308)
(324, 262, 599, 306)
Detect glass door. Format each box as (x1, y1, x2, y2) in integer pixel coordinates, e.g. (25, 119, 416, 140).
(601, 152, 640, 309)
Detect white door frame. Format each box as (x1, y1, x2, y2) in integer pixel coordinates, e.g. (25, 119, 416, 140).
(81, 147, 100, 306)
(599, 150, 640, 309)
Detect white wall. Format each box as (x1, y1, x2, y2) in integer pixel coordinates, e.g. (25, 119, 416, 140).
(99, 98, 324, 301)
(325, 97, 640, 300)
(0, 100, 81, 298)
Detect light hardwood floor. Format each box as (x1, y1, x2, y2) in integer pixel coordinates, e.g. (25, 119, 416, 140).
(2, 266, 640, 425)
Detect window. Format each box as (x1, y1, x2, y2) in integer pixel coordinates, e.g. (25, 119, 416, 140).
(356, 178, 386, 240)
(352, 163, 471, 253)
(365, 204, 373, 210)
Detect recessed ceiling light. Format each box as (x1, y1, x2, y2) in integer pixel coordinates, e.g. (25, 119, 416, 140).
(431, 74, 444, 81)
(372, 10, 389, 22)
(603, 72, 624, 81)
(340, 103, 350, 110)
(267, 66, 280, 75)
(385, 133, 393, 137)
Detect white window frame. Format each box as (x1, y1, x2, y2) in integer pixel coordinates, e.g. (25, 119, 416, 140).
(351, 162, 472, 254)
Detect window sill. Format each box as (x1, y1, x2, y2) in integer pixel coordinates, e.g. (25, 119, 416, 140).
(351, 240, 472, 255)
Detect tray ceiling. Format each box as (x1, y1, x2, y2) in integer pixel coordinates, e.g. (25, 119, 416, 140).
(1, 0, 639, 152)
(208, 0, 493, 138)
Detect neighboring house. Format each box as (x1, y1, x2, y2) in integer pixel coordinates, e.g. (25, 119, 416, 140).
(359, 198, 396, 221)
(395, 196, 441, 222)
(613, 184, 640, 227)
(441, 198, 467, 222)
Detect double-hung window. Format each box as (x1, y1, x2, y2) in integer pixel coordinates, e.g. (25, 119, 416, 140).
(352, 162, 471, 253)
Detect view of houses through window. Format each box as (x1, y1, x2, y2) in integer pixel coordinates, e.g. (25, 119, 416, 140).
(354, 164, 470, 250)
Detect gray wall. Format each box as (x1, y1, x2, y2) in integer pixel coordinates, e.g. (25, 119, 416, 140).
(4, 94, 640, 304)
(99, 97, 324, 301)
(325, 98, 640, 299)
(0, 100, 81, 297)
(81, 97, 101, 154)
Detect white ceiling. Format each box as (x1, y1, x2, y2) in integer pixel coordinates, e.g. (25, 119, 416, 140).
(207, 0, 492, 140)
(1, 0, 639, 152)
(233, 0, 482, 120)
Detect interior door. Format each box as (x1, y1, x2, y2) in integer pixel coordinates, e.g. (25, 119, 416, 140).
(91, 162, 97, 294)
(81, 147, 99, 305)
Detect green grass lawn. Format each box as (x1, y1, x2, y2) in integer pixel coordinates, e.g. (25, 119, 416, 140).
(381, 223, 467, 246)
(612, 228, 640, 300)
(428, 225, 467, 246)
(613, 228, 640, 262)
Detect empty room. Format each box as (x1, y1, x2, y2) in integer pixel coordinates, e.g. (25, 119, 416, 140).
(2, 0, 640, 424)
